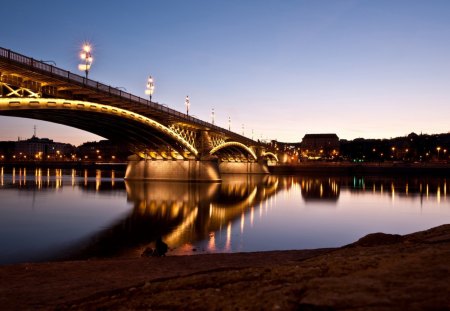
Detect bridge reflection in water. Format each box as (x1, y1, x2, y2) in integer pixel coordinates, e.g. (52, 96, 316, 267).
(78, 174, 280, 258)
(0, 167, 448, 262)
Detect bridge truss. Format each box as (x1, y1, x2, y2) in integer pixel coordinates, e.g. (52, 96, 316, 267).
(0, 47, 275, 162)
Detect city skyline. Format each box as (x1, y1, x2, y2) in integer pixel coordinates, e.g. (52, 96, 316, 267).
(1, 1, 450, 145)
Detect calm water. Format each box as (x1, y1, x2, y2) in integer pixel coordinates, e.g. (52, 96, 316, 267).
(1, 166, 450, 264)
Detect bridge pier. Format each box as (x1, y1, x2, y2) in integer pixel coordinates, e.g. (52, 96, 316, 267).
(125, 158, 269, 181)
(218, 161, 269, 174)
(125, 158, 221, 182)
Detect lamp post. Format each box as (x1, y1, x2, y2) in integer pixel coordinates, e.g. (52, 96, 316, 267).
(145, 77, 154, 101)
(78, 42, 93, 79)
(437, 147, 441, 160)
(211, 108, 215, 125)
(228, 116, 231, 131)
(185, 96, 190, 116)
(145, 76, 155, 101)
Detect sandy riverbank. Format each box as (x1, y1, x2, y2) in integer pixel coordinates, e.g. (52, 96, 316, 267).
(1, 225, 449, 310)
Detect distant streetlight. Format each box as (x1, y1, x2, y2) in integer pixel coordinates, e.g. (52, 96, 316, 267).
(437, 146, 441, 159)
(78, 42, 93, 79)
(242, 124, 244, 136)
(185, 96, 190, 115)
(228, 116, 231, 131)
(211, 108, 215, 125)
(145, 76, 155, 101)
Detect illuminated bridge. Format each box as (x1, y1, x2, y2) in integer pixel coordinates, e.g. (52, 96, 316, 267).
(0, 47, 278, 180)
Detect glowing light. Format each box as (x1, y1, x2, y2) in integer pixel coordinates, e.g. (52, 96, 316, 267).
(391, 183, 395, 202)
(208, 231, 216, 251)
(225, 222, 231, 251)
(437, 186, 441, 203)
(79, 42, 93, 79)
(145, 76, 155, 100)
(96, 169, 101, 191)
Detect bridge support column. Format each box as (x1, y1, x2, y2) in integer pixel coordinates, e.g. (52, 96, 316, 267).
(218, 161, 269, 174)
(125, 158, 221, 182)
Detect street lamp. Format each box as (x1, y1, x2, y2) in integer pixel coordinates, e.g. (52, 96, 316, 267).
(437, 147, 441, 159)
(78, 42, 93, 79)
(145, 76, 155, 101)
(211, 108, 215, 125)
(228, 116, 231, 131)
(185, 96, 190, 115)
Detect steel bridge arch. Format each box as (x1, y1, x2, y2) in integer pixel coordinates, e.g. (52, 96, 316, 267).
(0, 98, 199, 157)
(262, 152, 279, 162)
(209, 141, 257, 161)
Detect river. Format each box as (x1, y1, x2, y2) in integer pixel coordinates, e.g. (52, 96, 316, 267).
(1, 166, 450, 264)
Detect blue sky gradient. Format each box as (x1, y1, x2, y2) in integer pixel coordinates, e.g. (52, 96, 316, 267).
(1, 0, 450, 145)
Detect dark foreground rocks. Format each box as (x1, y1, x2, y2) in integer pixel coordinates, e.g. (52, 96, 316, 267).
(1, 225, 450, 310)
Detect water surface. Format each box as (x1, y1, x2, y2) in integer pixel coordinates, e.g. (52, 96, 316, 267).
(1, 166, 450, 264)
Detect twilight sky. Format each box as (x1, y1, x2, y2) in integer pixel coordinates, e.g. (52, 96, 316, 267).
(1, 0, 450, 145)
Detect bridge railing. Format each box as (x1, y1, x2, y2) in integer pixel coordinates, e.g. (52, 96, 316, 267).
(0, 46, 256, 144)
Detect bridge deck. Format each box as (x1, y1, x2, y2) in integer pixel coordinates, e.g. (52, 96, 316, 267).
(0, 47, 256, 146)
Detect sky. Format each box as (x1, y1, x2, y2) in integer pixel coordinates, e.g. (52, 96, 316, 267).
(1, 0, 450, 145)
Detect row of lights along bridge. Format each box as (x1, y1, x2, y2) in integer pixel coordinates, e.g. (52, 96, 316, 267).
(78, 42, 244, 135)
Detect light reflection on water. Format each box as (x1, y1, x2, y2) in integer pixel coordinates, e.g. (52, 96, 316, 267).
(0, 166, 450, 264)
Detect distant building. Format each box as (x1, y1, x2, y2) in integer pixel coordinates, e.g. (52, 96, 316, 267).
(77, 140, 130, 162)
(14, 136, 74, 160)
(301, 134, 340, 159)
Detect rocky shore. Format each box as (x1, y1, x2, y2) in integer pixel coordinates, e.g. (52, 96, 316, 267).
(1, 225, 449, 310)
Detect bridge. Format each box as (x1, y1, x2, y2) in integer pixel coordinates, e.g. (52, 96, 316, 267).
(0, 47, 278, 180)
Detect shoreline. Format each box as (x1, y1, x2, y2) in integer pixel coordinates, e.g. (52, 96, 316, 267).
(2, 161, 450, 175)
(1, 224, 449, 310)
(269, 162, 450, 175)
(0, 161, 127, 170)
